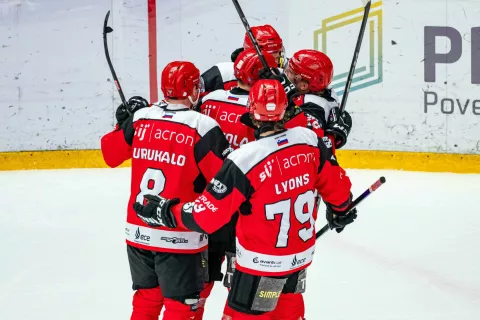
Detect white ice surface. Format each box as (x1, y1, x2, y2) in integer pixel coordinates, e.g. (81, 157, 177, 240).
(0, 168, 479, 319)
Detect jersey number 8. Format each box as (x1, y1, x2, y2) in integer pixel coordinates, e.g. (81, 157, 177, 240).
(136, 168, 166, 203)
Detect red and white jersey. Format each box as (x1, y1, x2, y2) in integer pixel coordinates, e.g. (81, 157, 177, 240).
(101, 102, 230, 253)
(292, 88, 340, 125)
(199, 87, 253, 149)
(199, 87, 327, 150)
(201, 62, 237, 93)
(172, 127, 352, 276)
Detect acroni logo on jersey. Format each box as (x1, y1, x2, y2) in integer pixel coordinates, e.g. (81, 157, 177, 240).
(313, 1, 383, 95)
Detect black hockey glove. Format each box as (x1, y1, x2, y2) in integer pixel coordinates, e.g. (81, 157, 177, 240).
(258, 67, 297, 100)
(115, 96, 149, 127)
(324, 107, 352, 149)
(133, 194, 180, 228)
(325, 196, 357, 233)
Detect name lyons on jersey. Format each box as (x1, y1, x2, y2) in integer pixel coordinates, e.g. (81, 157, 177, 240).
(133, 148, 186, 167)
(274, 174, 310, 195)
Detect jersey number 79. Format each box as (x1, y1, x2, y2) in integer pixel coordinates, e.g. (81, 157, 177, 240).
(265, 190, 316, 248)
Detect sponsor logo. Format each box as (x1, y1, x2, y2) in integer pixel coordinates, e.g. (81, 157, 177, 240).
(182, 202, 194, 214)
(222, 146, 234, 157)
(280, 152, 315, 169)
(236, 247, 243, 258)
(199, 234, 208, 242)
(276, 135, 289, 146)
(211, 178, 227, 194)
(252, 257, 282, 268)
(258, 290, 282, 299)
(133, 148, 186, 167)
(193, 195, 218, 213)
(290, 255, 307, 269)
(424, 26, 480, 115)
(160, 236, 188, 244)
(314, 1, 383, 95)
(153, 129, 194, 146)
(322, 136, 332, 149)
(135, 123, 151, 141)
(134, 227, 151, 244)
(259, 160, 274, 182)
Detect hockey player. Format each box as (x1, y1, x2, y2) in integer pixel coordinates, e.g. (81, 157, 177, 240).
(283, 49, 352, 150)
(199, 48, 326, 150)
(201, 24, 285, 93)
(199, 48, 342, 318)
(100, 61, 231, 320)
(133, 79, 357, 319)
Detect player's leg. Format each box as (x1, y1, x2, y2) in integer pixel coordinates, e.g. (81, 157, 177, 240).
(155, 250, 207, 320)
(127, 245, 164, 320)
(268, 270, 307, 320)
(221, 251, 236, 319)
(225, 269, 289, 319)
(268, 293, 305, 320)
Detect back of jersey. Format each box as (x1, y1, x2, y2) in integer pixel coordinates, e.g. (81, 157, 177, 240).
(229, 127, 324, 276)
(200, 88, 255, 149)
(126, 103, 226, 253)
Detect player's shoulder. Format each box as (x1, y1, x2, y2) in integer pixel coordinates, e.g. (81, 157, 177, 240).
(135, 102, 219, 137)
(227, 128, 318, 173)
(194, 111, 221, 136)
(202, 89, 229, 102)
(284, 126, 319, 147)
(301, 94, 331, 108)
(215, 61, 235, 80)
(132, 103, 162, 122)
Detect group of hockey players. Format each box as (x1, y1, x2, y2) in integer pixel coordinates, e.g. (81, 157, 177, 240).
(101, 24, 356, 320)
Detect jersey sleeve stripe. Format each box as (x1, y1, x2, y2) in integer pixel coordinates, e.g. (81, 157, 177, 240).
(181, 207, 207, 233)
(317, 136, 339, 173)
(194, 126, 230, 164)
(207, 159, 253, 200)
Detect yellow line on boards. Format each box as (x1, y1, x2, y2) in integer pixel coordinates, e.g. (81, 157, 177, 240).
(0, 149, 479, 173)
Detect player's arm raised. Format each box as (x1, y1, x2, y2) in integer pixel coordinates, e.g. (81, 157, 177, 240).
(100, 96, 149, 167)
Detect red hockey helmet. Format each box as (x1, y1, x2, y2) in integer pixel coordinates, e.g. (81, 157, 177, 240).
(287, 49, 334, 92)
(248, 79, 288, 122)
(234, 49, 277, 86)
(243, 25, 283, 53)
(161, 61, 201, 99)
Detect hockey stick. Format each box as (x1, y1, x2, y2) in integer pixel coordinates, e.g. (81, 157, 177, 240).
(339, 0, 372, 113)
(103, 10, 129, 114)
(316, 176, 386, 239)
(231, 0, 270, 70)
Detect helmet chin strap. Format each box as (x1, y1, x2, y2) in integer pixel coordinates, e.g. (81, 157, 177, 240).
(188, 93, 199, 107)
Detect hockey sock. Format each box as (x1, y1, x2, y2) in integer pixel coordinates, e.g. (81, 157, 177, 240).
(130, 287, 163, 320)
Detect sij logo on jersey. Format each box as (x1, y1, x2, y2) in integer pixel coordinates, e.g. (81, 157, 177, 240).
(259, 160, 274, 182)
(135, 124, 151, 141)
